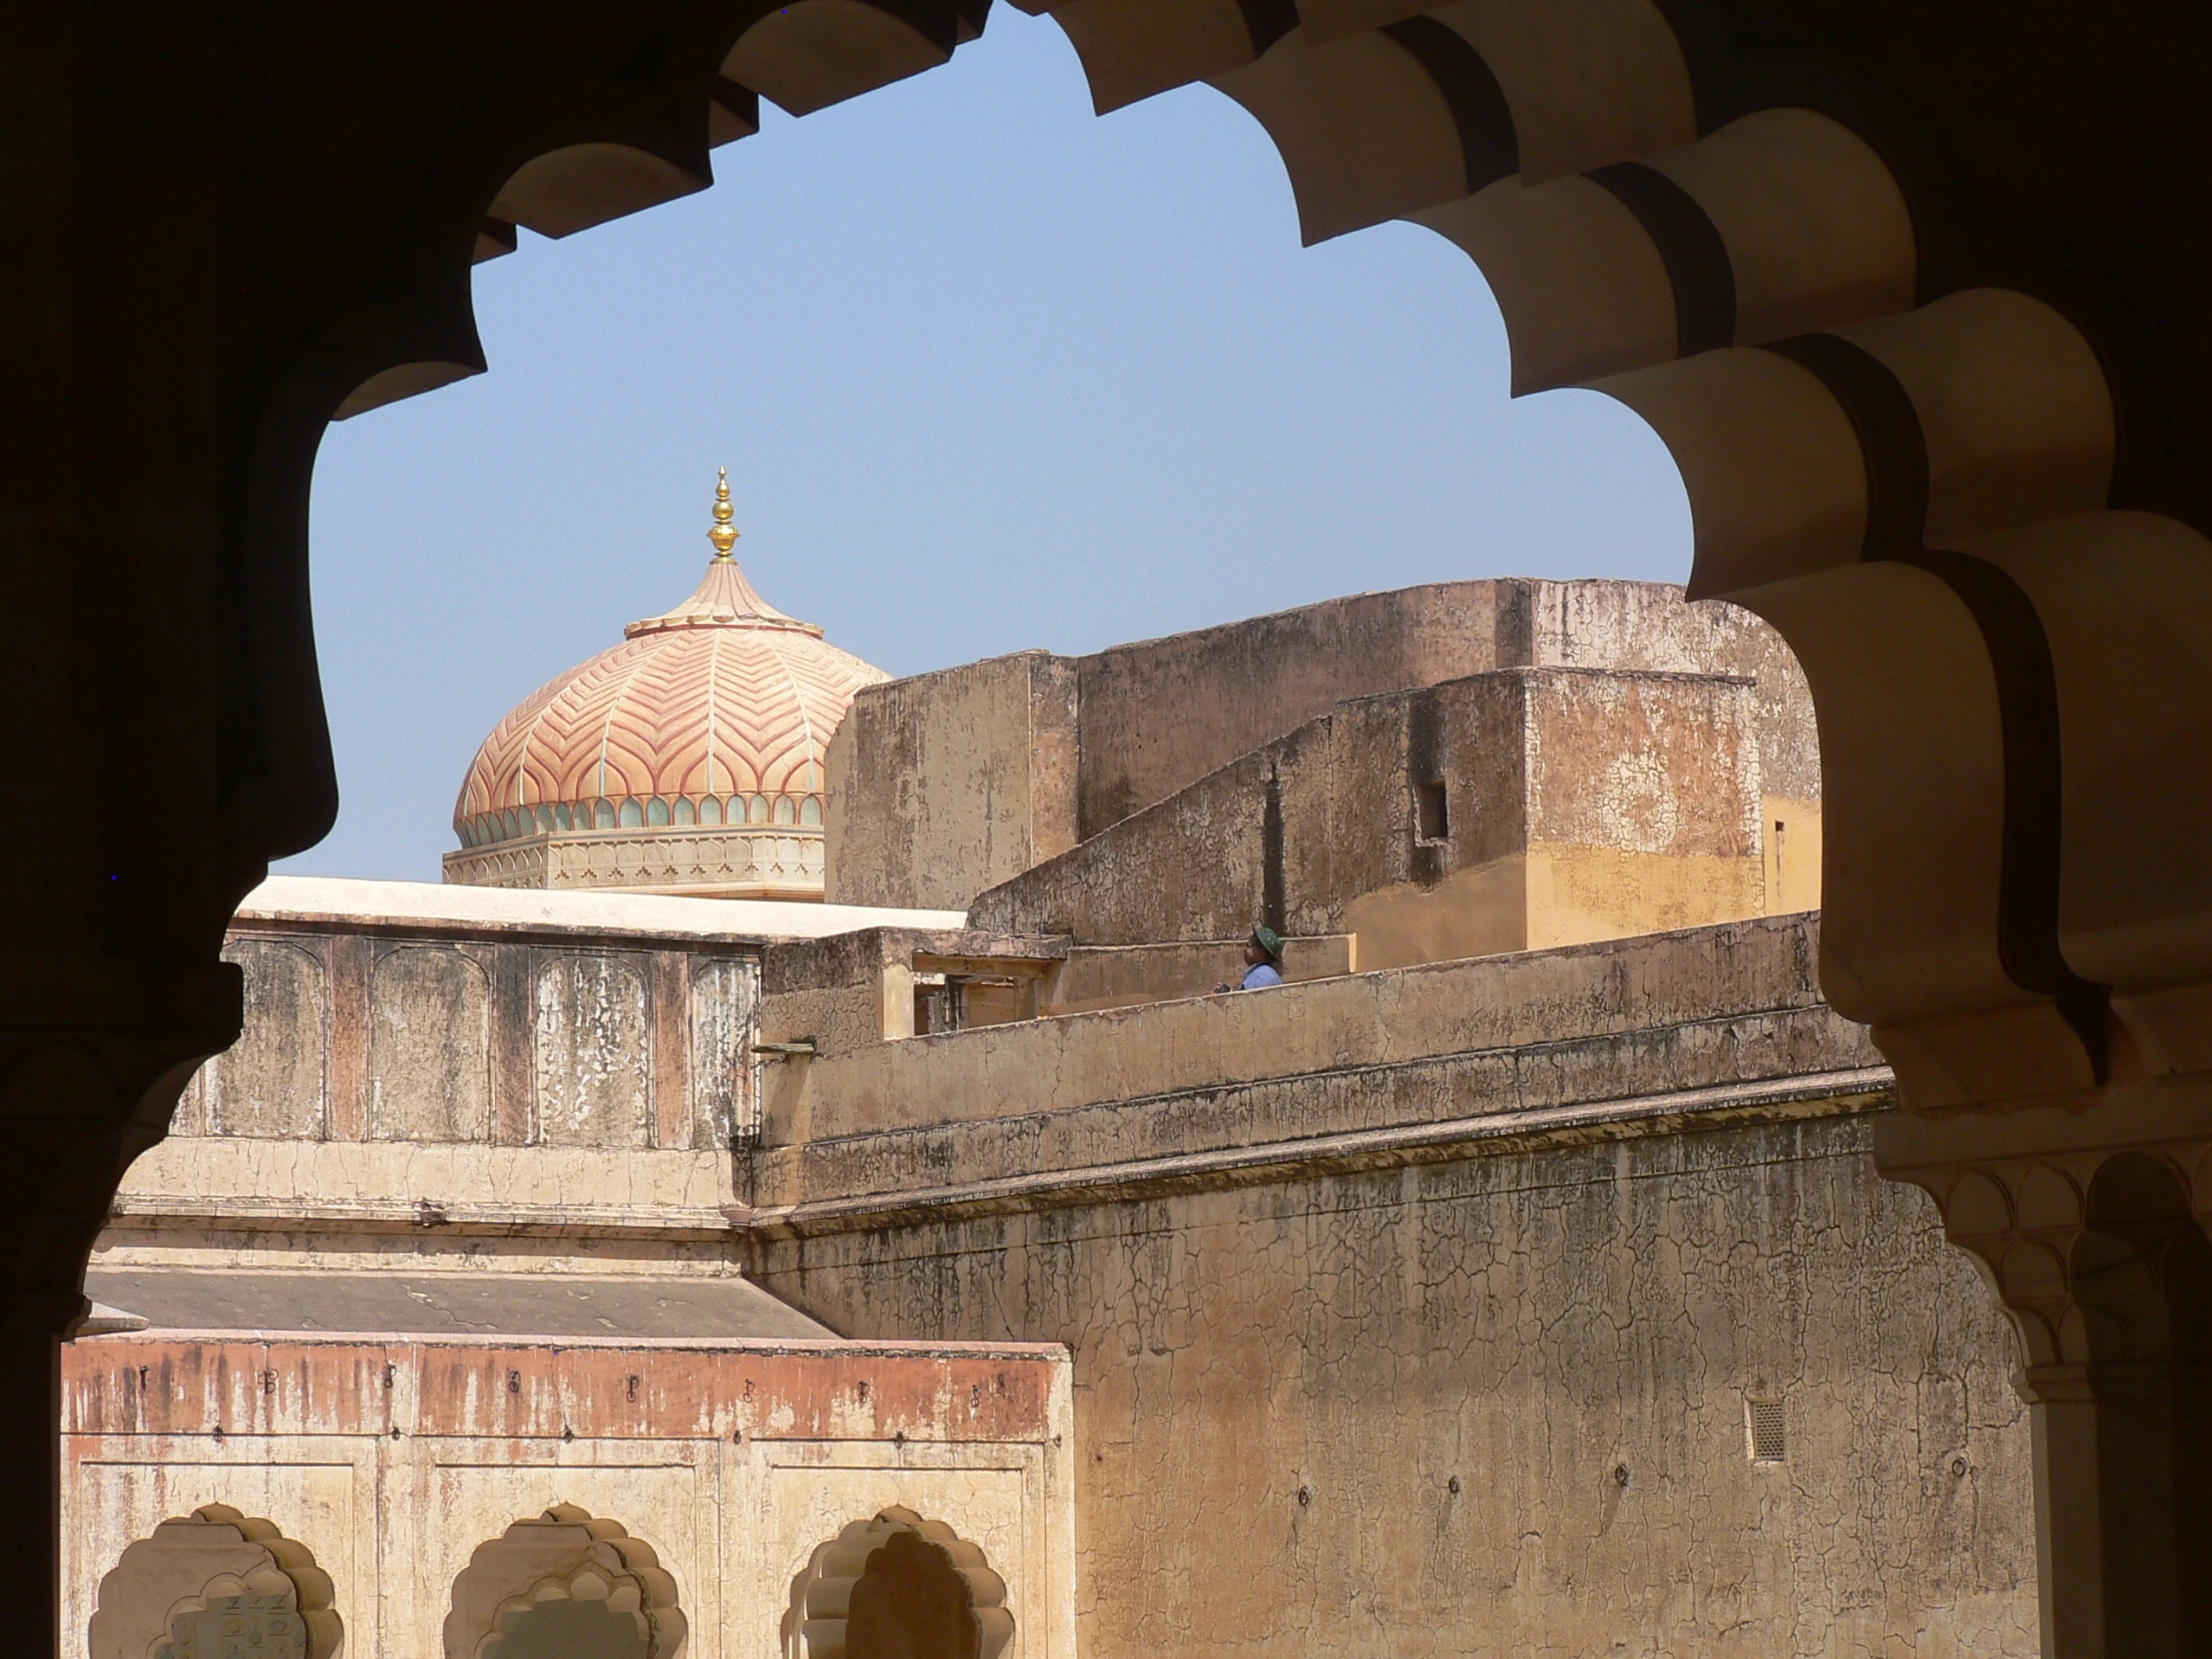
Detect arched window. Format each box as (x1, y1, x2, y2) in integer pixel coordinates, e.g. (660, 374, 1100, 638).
(784, 1506, 1010, 1659)
(801, 796, 824, 827)
(446, 1504, 685, 1659)
(619, 798, 644, 829)
(91, 1503, 342, 1659)
(674, 797, 695, 826)
(747, 794, 769, 825)
(699, 795, 722, 826)
(647, 797, 671, 827)
(774, 795, 798, 826)
(595, 799, 617, 830)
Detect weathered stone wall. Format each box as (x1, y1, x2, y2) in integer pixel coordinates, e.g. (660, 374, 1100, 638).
(117, 879, 963, 1237)
(825, 581, 1820, 919)
(744, 917, 2037, 1655)
(749, 1118, 2031, 1658)
(178, 927, 755, 1153)
(825, 652, 1080, 911)
(967, 668, 1770, 962)
(1070, 581, 1514, 835)
(1520, 581, 1821, 801)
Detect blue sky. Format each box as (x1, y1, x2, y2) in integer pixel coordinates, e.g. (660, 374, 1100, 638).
(284, 7, 1690, 881)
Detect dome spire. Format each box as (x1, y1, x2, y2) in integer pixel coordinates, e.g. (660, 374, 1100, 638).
(708, 465, 740, 561)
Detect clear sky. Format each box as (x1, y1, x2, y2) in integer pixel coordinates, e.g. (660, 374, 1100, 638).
(283, 6, 1690, 882)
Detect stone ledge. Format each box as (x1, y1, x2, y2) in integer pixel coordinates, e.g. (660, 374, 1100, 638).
(769, 913, 1834, 1142)
(743, 1064, 1896, 1237)
(105, 1195, 738, 1242)
(759, 991, 1881, 1208)
(112, 1140, 740, 1240)
(235, 873, 965, 945)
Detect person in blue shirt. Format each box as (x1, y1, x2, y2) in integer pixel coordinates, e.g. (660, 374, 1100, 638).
(1216, 925, 1285, 993)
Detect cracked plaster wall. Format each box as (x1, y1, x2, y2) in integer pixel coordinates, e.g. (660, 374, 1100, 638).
(749, 1112, 2036, 1657)
(968, 669, 1781, 961)
(829, 581, 1818, 921)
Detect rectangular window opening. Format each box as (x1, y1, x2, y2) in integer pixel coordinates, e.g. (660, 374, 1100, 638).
(1415, 779, 1450, 843)
(1747, 1396, 1787, 1462)
(911, 972, 960, 1036)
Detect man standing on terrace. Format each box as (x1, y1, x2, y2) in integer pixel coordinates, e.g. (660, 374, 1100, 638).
(1217, 925, 1285, 993)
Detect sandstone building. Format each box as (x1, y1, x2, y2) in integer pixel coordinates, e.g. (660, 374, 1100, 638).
(69, 545, 2042, 1655)
(21, 8, 2212, 1653)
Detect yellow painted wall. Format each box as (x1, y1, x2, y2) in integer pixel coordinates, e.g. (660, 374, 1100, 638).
(1341, 857, 1529, 972)
(1346, 844, 1772, 970)
(1524, 843, 1770, 951)
(1762, 796, 1824, 915)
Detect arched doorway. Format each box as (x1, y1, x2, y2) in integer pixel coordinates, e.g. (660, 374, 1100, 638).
(89, 1503, 341, 1659)
(445, 1503, 687, 1659)
(784, 1506, 1012, 1659)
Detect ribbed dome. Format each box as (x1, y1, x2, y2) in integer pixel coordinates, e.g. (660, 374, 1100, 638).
(444, 471, 889, 897)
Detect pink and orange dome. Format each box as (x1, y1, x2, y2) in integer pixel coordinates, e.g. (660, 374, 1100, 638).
(451, 470, 888, 853)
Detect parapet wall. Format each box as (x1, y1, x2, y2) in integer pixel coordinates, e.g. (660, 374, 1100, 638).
(114, 877, 964, 1239)
(753, 913, 1868, 1198)
(1070, 580, 1515, 834)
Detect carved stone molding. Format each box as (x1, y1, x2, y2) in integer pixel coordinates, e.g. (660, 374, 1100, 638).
(1876, 1092, 2212, 1376)
(1878, 1087, 2211, 1361)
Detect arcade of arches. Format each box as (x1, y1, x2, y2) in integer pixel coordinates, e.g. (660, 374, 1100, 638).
(85, 1499, 1010, 1659)
(12, 0, 2212, 1655)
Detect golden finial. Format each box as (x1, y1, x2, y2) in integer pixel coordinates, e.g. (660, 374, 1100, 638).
(708, 465, 740, 560)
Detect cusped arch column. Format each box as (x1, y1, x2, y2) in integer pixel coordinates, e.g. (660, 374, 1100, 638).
(784, 1506, 1012, 1659)
(1884, 1149, 2212, 1655)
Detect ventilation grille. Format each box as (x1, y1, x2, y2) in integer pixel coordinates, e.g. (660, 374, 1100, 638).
(1747, 1397, 1787, 1462)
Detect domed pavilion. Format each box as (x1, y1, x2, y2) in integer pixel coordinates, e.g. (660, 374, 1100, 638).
(444, 470, 890, 898)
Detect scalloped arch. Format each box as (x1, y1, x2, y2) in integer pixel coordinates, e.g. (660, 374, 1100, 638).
(783, 1506, 1012, 1659)
(279, 0, 2212, 1072)
(446, 1504, 687, 1659)
(90, 1503, 342, 1659)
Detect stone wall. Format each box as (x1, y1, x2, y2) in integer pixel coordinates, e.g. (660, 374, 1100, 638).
(1070, 580, 1516, 835)
(177, 916, 758, 1153)
(967, 668, 1771, 966)
(115, 877, 963, 1238)
(824, 580, 1820, 920)
(744, 916, 2037, 1656)
(825, 652, 1080, 911)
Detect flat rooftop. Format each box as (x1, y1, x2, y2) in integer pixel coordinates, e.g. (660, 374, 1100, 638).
(241, 874, 966, 943)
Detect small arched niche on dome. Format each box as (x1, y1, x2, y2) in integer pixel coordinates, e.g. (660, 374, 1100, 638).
(443, 468, 890, 901)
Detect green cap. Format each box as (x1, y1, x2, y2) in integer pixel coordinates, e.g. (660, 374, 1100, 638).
(1251, 925, 1284, 962)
